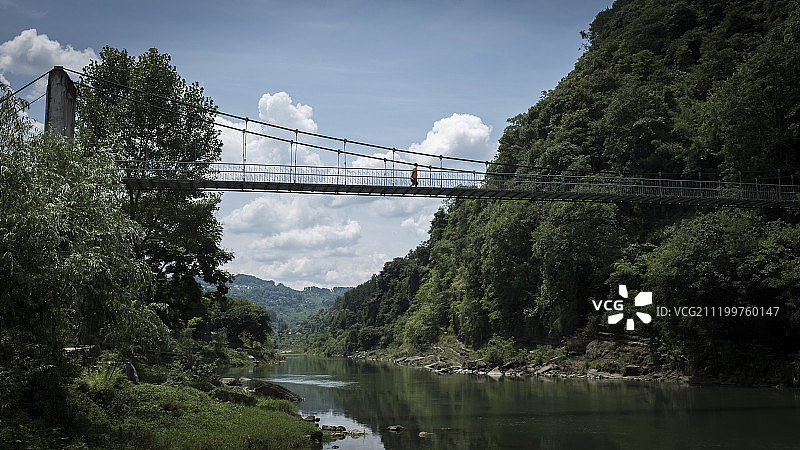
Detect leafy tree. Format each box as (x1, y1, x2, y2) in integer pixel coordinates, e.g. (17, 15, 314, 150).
(610, 210, 800, 376)
(0, 85, 167, 419)
(77, 47, 232, 328)
(215, 298, 273, 347)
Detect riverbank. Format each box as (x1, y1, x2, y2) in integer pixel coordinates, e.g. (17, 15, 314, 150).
(344, 332, 797, 388)
(0, 361, 325, 449)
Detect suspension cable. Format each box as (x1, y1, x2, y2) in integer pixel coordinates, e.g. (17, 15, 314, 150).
(0, 71, 49, 106)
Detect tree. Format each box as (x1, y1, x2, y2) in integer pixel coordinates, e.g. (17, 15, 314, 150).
(0, 85, 168, 418)
(77, 47, 232, 328)
(215, 298, 273, 347)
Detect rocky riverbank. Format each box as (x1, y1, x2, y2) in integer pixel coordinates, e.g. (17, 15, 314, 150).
(347, 333, 792, 388)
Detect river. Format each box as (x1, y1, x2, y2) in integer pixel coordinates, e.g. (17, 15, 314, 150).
(222, 355, 800, 449)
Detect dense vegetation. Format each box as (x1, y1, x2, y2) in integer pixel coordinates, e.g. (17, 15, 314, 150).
(0, 49, 306, 447)
(310, 0, 800, 383)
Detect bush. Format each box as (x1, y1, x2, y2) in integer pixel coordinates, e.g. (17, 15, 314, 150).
(479, 336, 518, 367)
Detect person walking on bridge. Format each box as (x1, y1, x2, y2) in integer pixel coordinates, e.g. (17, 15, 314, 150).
(410, 163, 418, 187)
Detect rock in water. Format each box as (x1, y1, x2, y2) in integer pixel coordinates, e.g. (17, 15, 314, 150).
(487, 367, 503, 378)
(252, 381, 305, 402)
(388, 425, 405, 432)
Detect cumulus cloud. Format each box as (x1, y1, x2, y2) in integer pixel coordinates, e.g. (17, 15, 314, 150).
(408, 113, 494, 168)
(216, 91, 325, 166)
(222, 194, 329, 234)
(248, 220, 361, 252)
(0, 29, 97, 99)
(349, 113, 494, 177)
(0, 29, 96, 75)
(401, 213, 436, 239)
(258, 92, 317, 133)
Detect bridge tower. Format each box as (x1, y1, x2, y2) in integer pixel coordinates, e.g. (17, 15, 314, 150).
(44, 66, 76, 139)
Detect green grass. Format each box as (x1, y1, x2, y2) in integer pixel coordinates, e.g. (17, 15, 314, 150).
(66, 369, 317, 449)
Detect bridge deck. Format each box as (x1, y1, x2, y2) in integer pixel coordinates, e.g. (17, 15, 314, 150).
(119, 161, 800, 209)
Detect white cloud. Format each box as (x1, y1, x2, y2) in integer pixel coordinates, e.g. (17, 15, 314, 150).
(248, 220, 361, 251)
(258, 92, 317, 133)
(0, 29, 97, 75)
(408, 113, 494, 168)
(0, 29, 97, 100)
(401, 212, 436, 238)
(216, 91, 324, 166)
(223, 194, 329, 234)
(349, 113, 495, 180)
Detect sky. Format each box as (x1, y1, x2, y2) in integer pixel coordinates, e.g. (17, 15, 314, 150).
(1, 0, 613, 289)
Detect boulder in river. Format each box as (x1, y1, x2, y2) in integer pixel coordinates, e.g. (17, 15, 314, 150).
(388, 425, 405, 432)
(487, 367, 504, 378)
(253, 381, 305, 402)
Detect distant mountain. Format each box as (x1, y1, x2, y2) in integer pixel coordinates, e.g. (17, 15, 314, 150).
(221, 274, 350, 332)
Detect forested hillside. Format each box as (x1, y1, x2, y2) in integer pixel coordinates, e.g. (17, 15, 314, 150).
(310, 0, 800, 381)
(219, 274, 349, 331)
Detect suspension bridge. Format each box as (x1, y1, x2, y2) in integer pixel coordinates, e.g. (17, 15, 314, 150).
(21, 67, 800, 209)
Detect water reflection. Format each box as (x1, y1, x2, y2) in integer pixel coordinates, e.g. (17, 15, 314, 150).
(223, 355, 800, 449)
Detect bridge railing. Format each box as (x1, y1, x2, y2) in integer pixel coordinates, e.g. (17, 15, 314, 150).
(118, 160, 487, 189)
(117, 160, 800, 203)
(483, 173, 800, 202)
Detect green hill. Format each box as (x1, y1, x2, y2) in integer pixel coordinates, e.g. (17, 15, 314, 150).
(309, 0, 800, 383)
(215, 274, 350, 333)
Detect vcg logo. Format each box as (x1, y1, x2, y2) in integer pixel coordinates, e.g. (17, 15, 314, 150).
(592, 285, 653, 331)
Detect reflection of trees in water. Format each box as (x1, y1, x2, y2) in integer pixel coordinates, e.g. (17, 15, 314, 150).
(223, 356, 800, 449)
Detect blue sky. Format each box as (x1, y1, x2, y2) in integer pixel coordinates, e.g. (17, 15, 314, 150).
(2, 0, 613, 288)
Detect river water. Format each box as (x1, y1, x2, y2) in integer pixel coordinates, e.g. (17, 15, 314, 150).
(223, 355, 800, 449)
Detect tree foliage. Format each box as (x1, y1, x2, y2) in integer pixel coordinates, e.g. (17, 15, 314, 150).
(77, 47, 233, 329)
(310, 0, 800, 379)
(0, 86, 169, 417)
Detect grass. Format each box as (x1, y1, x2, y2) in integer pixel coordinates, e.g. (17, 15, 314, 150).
(63, 368, 318, 449)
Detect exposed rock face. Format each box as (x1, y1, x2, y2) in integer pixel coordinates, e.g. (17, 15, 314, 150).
(252, 381, 305, 402)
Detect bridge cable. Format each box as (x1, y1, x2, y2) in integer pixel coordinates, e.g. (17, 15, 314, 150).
(68, 67, 799, 182)
(65, 67, 538, 172)
(0, 71, 49, 106)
